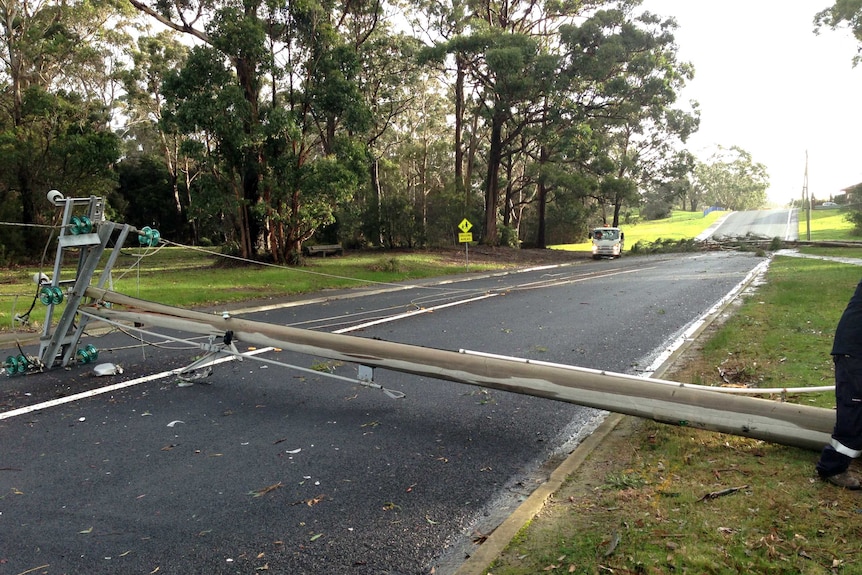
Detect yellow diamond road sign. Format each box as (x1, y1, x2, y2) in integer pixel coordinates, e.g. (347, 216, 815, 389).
(458, 218, 472, 233)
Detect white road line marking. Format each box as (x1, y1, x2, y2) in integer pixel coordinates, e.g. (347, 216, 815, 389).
(333, 293, 499, 333)
(0, 348, 272, 421)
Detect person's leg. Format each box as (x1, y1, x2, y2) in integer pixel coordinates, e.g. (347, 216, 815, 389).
(817, 356, 862, 486)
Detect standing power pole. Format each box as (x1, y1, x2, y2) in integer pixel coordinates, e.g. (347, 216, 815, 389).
(803, 151, 811, 240)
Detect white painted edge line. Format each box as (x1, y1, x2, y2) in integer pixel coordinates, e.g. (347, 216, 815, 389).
(0, 348, 272, 421)
(458, 258, 834, 395)
(639, 258, 771, 378)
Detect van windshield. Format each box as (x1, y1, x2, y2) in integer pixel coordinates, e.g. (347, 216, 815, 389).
(594, 229, 618, 240)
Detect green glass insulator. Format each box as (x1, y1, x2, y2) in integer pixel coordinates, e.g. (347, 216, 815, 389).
(39, 286, 54, 305)
(84, 345, 98, 362)
(139, 226, 153, 246)
(50, 286, 63, 305)
(76, 348, 91, 364)
(4, 356, 18, 374)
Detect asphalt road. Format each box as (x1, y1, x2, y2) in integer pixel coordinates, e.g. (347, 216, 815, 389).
(1, 251, 765, 575)
(703, 208, 798, 241)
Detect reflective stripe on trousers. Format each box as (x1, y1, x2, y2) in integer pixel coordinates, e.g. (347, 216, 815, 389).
(832, 438, 862, 459)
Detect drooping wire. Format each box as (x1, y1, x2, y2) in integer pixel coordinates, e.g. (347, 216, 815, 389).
(0, 221, 63, 229)
(13, 218, 59, 326)
(159, 238, 483, 294)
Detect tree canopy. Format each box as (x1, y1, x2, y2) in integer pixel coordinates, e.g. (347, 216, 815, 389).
(815, 0, 862, 65)
(0, 0, 767, 264)
(693, 146, 769, 212)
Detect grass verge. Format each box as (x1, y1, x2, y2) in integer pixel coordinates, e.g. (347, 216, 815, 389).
(554, 210, 727, 254)
(0, 248, 505, 332)
(800, 208, 857, 242)
(0, 207, 726, 332)
(486, 252, 862, 575)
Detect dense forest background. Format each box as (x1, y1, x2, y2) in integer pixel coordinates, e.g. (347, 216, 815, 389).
(4, 0, 832, 265)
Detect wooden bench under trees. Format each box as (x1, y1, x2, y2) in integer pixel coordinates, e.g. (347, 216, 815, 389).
(303, 244, 344, 257)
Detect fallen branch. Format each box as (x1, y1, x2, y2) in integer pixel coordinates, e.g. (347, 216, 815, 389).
(600, 531, 621, 557)
(249, 482, 282, 498)
(698, 484, 749, 502)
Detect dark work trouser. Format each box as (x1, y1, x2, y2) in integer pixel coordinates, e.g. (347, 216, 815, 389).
(816, 355, 862, 477)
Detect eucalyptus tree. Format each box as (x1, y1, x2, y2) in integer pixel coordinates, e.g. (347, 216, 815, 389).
(556, 7, 697, 228)
(121, 32, 191, 217)
(645, 148, 694, 212)
(118, 31, 205, 242)
(815, 1, 862, 65)
(422, 0, 584, 246)
(694, 146, 769, 211)
(411, 0, 476, 201)
(0, 0, 128, 255)
(417, 0, 696, 246)
(128, 0, 379, 263)
(530, 118, 601, 246)
(390, 75, 455, 245)
(347, 27, 430, 247)
(515, 3, 695, 245)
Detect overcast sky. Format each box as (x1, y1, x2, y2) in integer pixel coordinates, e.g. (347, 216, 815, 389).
(639, 1, 862, 205)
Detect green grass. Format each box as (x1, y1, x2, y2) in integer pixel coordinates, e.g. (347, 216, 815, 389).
(553, 209, 727, 254)
(489, 254, 862, 575)
(2, 206, 859, 332)
(799, 207, 856, 241)
(0, 248, 501, 331)
(555, 207, 861, 256)
(695, 257, 854, 407)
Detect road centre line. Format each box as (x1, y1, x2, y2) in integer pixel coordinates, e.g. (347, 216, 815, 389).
(332, 266, 653, 334)
(1, 264, 651, 418)
(332, 293, 499, 334)
(508, 266, 654, 291)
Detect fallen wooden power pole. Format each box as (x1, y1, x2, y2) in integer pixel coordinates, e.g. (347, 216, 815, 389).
(83, 287, 835, 452)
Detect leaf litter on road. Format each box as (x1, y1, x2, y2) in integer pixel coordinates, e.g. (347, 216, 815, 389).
(248, 482, 282, 498)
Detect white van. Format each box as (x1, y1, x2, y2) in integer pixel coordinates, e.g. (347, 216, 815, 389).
(590, 226, 624, 259)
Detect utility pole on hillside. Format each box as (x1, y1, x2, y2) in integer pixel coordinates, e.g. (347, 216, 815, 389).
(803, 151, 810, 241)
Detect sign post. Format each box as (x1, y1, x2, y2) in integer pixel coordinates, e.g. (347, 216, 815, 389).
(458, 219, 473, 267)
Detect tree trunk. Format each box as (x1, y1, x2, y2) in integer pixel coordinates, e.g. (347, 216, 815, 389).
(370, 157, 383, 245)
(17, 163, 37, 247)
(502, 156, 513, 228)
(183, 157, 198, 243)
(535, 145, 549, 249)
(234, 179, 253, 259)
(235, 53, 263, 256)
(483, 112, 504, 246)
(454, 53, 466, 201)
(465, 111, 479, 207)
